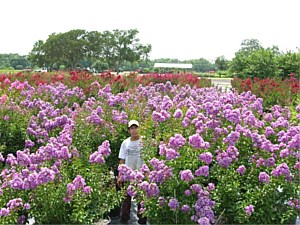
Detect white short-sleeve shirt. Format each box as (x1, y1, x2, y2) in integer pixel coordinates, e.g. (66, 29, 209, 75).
(119, 137, 143, 170)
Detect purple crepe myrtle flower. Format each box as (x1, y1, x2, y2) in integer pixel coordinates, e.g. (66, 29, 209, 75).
(185, 189, 192, 196)
(265, 157, 275, 167)
(195, 166, 209, 177)
(0, 153, 4, 162)
(6, 154, 18, 166)
(224, 131, 240, 146)
(7, 198, 23, 210)
(140, 164, 150, 174)
(173, 108, 183, 118)
(199, 152, 213, 165)
(216, 152, 232, 168)
(271, 163, 291, 178)
(18, 215, 26, 224)
(288, 134, 300, 150)
(207, 183, 215, 191)
(0, 208, 9, 216)
(57, 146, 72, 160)
(98, 140, 111, 156)
(182, 117, 190, 128)
(181, 204, 191, 213)
(138, 181, 149, 192)
(189, 133, 206, 149)
(72, 175, 86, 189)
(127, 184, 136, 197)
(24, 203, 30, 210)
(25, 139, 35, 148)
(259, 172, 270, 184)
(165, 148, 180, 160)
(190, 184, 202, 193)
(161, 96, 173, 110)
(280, 149, 290, 158)
(294, 161, 300, 170)
(168, 198, 179, 211)
(245, 204, 254, 216)
(185, 107, 197, 119)
(168, 134, 186, 149)
(180, 169, 194, 181)
(83, 186, 91, 194)
(236, 165, 246, 175)
(158, 196, 165, 206)
(146, 183, 160, 197)
(288, 198, 299, 209)
(152, 111, 167, 123)
(198, 217, 210, 225)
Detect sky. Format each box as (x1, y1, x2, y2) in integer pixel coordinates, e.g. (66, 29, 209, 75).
(0, 0, 299, 61)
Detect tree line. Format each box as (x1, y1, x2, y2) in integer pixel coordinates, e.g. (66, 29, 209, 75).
(0, 30, 299, 79)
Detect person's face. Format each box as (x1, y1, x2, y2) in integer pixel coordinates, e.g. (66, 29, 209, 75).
(128, 125, 139, 137)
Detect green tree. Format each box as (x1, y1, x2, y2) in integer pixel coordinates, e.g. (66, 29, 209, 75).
(29, 29, 89, 69)
(276, 51, 300, 78)
(229, 39, 279, 78)
(97, 29, 151, 73)
(27, 40, 46, 68)
(215, 55, 228, 71)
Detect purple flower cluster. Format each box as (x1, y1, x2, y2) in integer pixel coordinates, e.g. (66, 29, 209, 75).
(64, 175, 91, 203)
(198, 152, 213, 165)
(152, 110, 170, 123)
(168, 134, 186, 150)
(173, 108, 183, 118)
(245, 204, 254, 216)
(195, 166, 209, 177)
(223, 131, 240, 146)
(192, 189, 215, 224)
(168, 198, 179, 211)
(216, 146, 239, 168)
(138, 181, 160, 197)
(236, 165, 246, 175)
(258, 172, 270, 183)
(90, 140, 111, 164)
(271, 163, 291, 179)
(0, 198, 30, 217)
(148, 158, 174, 184)
(159, 143, 180, 160)
(189, 133, 209, 149)
(112, 110, 128, 124)
(180, 169, 194, 181)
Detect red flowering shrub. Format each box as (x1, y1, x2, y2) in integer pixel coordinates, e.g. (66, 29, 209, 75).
(231, 74, 300, 109)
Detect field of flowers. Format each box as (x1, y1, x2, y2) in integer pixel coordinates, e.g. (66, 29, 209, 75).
(0, 71, 299, 224)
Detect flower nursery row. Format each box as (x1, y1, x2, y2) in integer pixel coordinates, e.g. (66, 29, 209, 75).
(231, 73, 300, 109)
(0, 72, 299, 224)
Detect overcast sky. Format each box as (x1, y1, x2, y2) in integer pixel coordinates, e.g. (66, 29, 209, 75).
(1, 0, 299, 61)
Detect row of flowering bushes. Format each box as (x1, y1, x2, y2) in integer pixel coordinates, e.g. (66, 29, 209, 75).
(0, 71, 212, 95)
(231, 74, 300, 109)
(0, 72, 299, 224)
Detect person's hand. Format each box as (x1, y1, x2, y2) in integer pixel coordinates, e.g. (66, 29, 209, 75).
(117, 177, 122, 187)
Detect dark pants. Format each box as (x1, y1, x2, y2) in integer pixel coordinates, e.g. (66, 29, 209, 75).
(120, 194, 147, 224)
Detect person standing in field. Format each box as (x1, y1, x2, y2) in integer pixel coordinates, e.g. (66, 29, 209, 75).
(117, 120, 147, 225)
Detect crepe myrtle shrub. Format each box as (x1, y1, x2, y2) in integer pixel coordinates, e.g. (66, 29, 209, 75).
(0, 127, 121, 225)
(118, 85, 300, 224)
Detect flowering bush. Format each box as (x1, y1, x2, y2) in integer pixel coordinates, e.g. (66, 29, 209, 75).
(231, 74, 300, 109)
(117, 84, 299, 224)
(0, 74, 299, 224)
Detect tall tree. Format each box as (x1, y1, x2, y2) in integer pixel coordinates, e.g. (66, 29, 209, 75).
(215, 56, 228, 71)
(99, 29, 151, 73)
